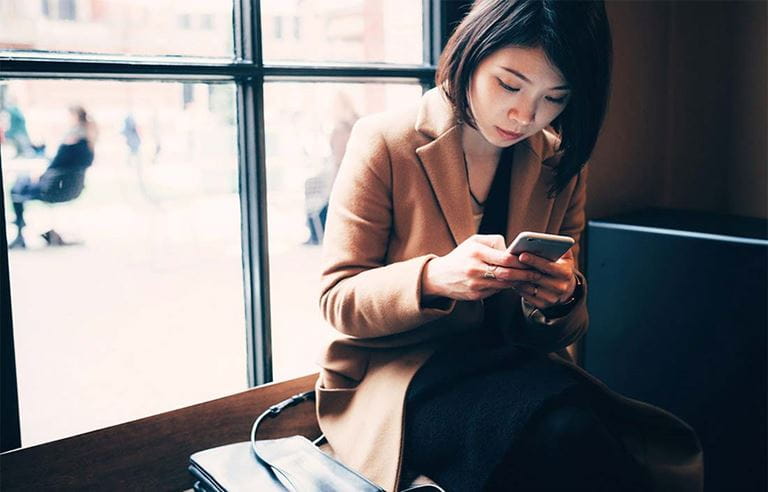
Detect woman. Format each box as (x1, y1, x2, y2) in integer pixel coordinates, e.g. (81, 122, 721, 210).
(8, 105, 97, 249)
(316, 1, 702, 490)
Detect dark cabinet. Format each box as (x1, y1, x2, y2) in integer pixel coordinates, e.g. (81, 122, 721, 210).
(584, 208, 767, 491)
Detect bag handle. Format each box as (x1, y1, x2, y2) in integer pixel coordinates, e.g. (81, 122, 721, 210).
(249, 391, 315, 490)
(250, 390, 316, 440)
(250, 390, 444, 492)
(250, 391, 386, 491)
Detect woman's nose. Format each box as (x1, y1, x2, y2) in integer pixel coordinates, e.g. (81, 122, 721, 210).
(508, 100, 536, 128)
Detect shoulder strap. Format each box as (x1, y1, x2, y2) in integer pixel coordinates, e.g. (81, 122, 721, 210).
(250, 390, 316, 442)
(250, 391, 384, 492)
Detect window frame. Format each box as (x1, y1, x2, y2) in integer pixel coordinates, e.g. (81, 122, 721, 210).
(0, 0, 457, 452)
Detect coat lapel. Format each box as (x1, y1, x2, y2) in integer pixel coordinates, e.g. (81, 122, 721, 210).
(414, 88, 557, 247)
(415, 126, 476, 246)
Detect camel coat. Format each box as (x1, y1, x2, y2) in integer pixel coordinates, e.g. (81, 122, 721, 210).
(315, 88, 703, 491)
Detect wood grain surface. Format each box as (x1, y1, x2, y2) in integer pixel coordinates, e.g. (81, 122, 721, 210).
(0, 373, 319, 491)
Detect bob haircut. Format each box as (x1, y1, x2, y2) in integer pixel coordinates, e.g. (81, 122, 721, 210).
(437, 0, 612, 197)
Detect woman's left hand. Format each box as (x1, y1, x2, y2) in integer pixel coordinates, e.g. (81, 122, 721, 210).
(512, 249, 577, 310)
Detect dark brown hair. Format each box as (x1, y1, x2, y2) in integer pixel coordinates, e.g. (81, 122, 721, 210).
(69, 105, 89, 124)
(437, 0, 612, 196)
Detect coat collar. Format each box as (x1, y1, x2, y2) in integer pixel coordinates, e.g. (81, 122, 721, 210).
(414, 88, 558, 246)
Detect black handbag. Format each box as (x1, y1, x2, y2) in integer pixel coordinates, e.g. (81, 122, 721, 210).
(189, 391, 440, 491)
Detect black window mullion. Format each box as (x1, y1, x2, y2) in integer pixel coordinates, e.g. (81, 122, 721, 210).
(425, 0, 443, 67)
(233, 0, 247, 62)
(234, 0, 259, 64)
(237, 78, 273, 387)
(239, 0, 272, 386)
(0, 57, 435, 82)
(0, 172, 21, 453)
(262, 64, 434, 82)
(0, 56, 248, 80)
(250, 0, 263, 67)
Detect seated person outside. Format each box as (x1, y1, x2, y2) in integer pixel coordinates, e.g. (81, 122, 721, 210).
(8, 105, 97, 249)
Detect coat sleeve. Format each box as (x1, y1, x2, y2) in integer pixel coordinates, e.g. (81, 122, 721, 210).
(319, 118, 456, 339)
(516, 164, 589, 353)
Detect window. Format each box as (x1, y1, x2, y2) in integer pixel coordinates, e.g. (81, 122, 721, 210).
(260, 0, 424, 64)
(263, 82, 424, 380)
(1, 0, 235, 58)
(0, 0, 444, 451)
(2, 79, 245, 446)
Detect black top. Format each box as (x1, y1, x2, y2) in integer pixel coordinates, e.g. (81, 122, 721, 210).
(48, 138, 94, 171)
(402, 145, 585, 490)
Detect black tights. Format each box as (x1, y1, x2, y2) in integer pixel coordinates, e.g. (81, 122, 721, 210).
(484, 398, 650, 491)
(13, 201, 26, 228)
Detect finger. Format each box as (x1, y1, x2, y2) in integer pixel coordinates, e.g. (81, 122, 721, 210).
(493, 266, 542, 283)
(504, 253, 530, 270)
(518, 252, 570, 278)
(524, 275, 572, 298)
(514, 282, 559, 305)
(472, 243, 523, 269)
(467, 264, 519, 289)
(472, 262, 532, 288)
(487, 252, 531, 269)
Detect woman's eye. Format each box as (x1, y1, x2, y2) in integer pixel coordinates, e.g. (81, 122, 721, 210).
(545, 95, 568, 104)
(497, 79, 520, 92)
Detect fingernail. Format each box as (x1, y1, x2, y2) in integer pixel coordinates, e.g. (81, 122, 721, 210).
(520, 254, 529, 262)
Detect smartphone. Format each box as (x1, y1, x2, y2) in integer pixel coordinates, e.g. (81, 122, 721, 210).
(506, 231, 575, 262)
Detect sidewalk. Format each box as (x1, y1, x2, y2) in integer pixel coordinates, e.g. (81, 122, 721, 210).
(4, 152, 331, 446)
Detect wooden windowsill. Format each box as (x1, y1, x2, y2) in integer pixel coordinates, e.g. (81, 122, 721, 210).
(0, 373, 319, 491)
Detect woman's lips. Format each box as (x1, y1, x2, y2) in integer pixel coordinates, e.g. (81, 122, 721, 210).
(495, 126, 525, 141)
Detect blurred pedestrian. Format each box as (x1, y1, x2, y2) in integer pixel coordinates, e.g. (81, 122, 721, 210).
(303, 92, 359, 245)
(121, 113, 141, 159)
(8, 105, 97, 249)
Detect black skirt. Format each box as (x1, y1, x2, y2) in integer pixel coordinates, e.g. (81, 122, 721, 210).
(402, 340, 588, 492)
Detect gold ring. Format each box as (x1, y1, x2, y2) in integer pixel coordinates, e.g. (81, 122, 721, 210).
(483, 264, 497, 280)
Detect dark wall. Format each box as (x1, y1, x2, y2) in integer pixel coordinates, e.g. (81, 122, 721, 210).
(726, 0, 767, 218)
(588, 0, 671, 218)
(590, 0, 767, 220)
(442, 0, 768, 221)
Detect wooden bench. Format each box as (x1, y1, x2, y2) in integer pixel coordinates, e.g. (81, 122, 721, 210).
(0, 374, 319, 491)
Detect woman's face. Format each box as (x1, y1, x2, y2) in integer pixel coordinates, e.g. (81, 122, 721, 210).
(467, 45, 570, 149)
(68, 109, 80, 126)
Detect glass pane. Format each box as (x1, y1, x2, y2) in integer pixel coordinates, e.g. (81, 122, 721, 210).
(264, 81, 423, 380)
(0, 0, 234, 58)
(261, 0, 423, 65)
(1, 79, 246, 446)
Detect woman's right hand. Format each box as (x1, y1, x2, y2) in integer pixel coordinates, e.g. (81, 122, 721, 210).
(421, 234, 543, 302)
